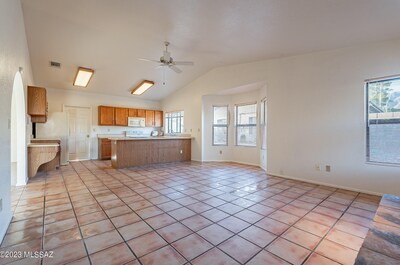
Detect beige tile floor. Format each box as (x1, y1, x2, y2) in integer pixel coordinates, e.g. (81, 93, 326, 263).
(0, 161, 381, 265)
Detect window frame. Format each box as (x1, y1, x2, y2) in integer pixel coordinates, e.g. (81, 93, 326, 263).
(260, 98, 267, 150)
(164, 110, 184, 134)
(365, 75, 400, 166)
(235, 102, 257, 147)
(212, 105, 229, 146)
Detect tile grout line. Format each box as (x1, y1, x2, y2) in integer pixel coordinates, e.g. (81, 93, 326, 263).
(58, 165, 93, 265)
(84, 159, 225, 264)
(299, 191, 363, 265)
(108, 160, 371, 265)
(0, 185, 25, 247)
(110, 161, 326, 264)
(72, 161, 145, 265)
(40, 172, 47, 265)
(4, 161, 379, 265)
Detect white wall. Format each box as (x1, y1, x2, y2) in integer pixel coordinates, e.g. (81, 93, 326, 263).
(163, 39, 400, 195)
(0, 0, 34, 241)
(202, 89, 261, 166)
(36, 88, 162, 159)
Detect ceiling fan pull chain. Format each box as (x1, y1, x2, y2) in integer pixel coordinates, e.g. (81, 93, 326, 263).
(163, 67, 166, 85)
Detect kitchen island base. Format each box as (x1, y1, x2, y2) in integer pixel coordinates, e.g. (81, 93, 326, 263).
(111, 138, 191, 168)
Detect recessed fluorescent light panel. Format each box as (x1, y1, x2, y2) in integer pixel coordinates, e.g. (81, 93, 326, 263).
(73, 67, 94, 87)
(131, 80, 154, 95)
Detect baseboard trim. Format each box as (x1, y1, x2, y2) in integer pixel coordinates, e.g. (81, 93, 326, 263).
(231, 160, 260, 167)
(267, 171, 383, 196)
(0, 211, 12, 244)
(197, 159, 261, 168)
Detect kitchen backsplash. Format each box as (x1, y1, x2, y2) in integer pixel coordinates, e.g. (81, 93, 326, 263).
(93, 126, 161, 137)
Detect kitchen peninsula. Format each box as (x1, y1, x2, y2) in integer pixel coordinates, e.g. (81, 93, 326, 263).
(110, 136, 192, 168)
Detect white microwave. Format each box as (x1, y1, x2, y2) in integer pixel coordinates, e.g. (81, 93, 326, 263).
(128, 117, 145, 127)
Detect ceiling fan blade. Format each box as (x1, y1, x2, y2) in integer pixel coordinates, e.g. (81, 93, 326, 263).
(173, 61, 194, 66)
(169, 65, 182, 73)
(138, 58, 161, 63)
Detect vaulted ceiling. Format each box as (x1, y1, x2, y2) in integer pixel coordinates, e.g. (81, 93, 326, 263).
(21, 0, 400, 100)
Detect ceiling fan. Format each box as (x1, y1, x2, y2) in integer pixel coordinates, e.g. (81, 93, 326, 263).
(139, 41, 194, 74)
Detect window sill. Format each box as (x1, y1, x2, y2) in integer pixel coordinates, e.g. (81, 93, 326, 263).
(366, 161, 400, 168)
(236, 145, 257, 148)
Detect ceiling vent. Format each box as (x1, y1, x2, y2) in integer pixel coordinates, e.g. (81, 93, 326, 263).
(50, 61, 61, 68)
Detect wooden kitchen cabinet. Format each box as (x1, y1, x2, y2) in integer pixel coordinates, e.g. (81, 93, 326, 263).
(28, 86, 48, 123)
(128, 108, 138, 117)
(145, 110, 155, 127)
(154, 111, 163, 127)
(98, 105, 162, 127)
(98, 106, 115, 125)
(137, 109, 146, 118)
(114, 107, 128, 126)
(111, 138, 191, 168)
(145, 110, 163, 127)
(98, 138, 111, 160)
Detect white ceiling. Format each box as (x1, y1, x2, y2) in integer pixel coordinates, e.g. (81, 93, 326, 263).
(21, 0, 400, 101)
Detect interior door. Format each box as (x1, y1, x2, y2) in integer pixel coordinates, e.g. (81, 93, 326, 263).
(65, 106, 91, 161)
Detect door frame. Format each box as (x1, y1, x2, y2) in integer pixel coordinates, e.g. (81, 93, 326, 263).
(63, 105, 92, 161)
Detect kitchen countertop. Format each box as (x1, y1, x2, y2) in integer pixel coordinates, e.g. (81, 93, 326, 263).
(28, 143, 60, 147)
(97, 134, 124, 139)
(109, 136, 193, 141)
(32, 138, 61, 140)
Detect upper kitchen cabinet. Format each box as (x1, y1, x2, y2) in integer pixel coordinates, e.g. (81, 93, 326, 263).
(137, 109, 146, 118)
(154, 111, 163, 127)
(145, 110, 155, 127)
(28, 86, 48, 123)
(98, 105, 163, 127)
(128, 108, 138, 117)
(114, 107, 128, 126)
(98, 106, 115, 125)
(145, 110, 163, 127)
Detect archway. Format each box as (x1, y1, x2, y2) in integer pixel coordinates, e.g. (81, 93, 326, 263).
(11, 71, 27, 186)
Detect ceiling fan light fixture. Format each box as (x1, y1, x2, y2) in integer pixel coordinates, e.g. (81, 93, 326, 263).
(131, 80, 154, 95)
(73, 67, 94, 87)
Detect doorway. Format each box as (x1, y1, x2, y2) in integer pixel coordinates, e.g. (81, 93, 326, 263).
(11, 71, 27, 186)
(64, 106, 92, 161)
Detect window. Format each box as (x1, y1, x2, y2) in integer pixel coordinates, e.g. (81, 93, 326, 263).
(213, 106, 228, 145)
(366, 76, 400, 165)
(165, 111, 184, 134)
(235, 103, 257, 146)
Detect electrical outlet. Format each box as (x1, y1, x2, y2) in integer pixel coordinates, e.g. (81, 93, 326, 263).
(325, 165, 331, 172)
(315, 164, 321, 171)
(180, 150, 183, 154)
(219, 150, 222, 155)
